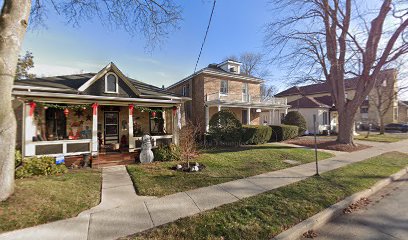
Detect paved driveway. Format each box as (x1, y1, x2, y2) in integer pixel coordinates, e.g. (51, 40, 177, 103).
(307, 174, 408, 240)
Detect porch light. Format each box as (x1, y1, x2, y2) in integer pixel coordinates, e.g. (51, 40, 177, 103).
(256, 109, 262, 113)
(151, 111, 157, 118)
(64, 108, 69, 116)
(82, 106, 87, 110)
(43, 106, 48, 110)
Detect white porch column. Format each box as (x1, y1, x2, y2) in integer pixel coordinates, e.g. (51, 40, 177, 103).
(172, 106, 180, 145)
(269, 110, 273, 125)
(247, 108, 251, 125)
(272, 109, 275, 125)
(205, 105, 209, 132)
(91, 103, 98, 155)
(23, 102, 36, 157)
(218, 105, 221, 112)
(128, 105, 135, 152)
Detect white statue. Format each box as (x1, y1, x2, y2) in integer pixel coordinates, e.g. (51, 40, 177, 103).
(140, 135, 154, 163)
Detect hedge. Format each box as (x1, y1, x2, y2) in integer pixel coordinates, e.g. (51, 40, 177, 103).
(282, 111, 307, 136)
(269, 125, 299, 142)
(242, 125, 273, 145)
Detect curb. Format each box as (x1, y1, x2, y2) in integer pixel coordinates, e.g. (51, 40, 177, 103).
(273, 166, 408, 240)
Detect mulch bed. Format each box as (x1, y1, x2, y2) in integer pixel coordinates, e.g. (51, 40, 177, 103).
(284, 139, 370, 152)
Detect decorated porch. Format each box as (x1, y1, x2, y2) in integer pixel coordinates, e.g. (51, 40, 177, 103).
(22, 100, 181, 167)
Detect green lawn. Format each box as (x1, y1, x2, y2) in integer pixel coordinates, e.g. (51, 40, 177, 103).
(127, 151, 408, 240)
(0, 169, 101, 233)
(127, 145, 334, 196)
(355, 133, 408, 143)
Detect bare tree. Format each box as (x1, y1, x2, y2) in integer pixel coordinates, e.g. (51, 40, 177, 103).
(179, 121, 200, 168)
(0, 0, 181, 201)
(265, 0, 408, 145)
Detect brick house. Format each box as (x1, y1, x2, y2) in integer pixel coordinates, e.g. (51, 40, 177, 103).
(275, 69, 400, 133)
(12, 62, 188, 167)
(166, 60, 290, 132)
(399, 101, 408, 123)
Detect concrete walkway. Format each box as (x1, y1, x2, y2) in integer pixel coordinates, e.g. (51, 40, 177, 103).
(1, 140, 408, 240)
(307, 173, 408, 240)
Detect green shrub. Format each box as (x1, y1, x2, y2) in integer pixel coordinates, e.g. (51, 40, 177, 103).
(242, 125, 272, 145)
(282, 111, 307, 135)
(269, 125, 299, 142)
(209, 110, 242, 144)
(152, 144, 181, 161)
(15, 156, 68, 179)
(15, 150, 22, 168)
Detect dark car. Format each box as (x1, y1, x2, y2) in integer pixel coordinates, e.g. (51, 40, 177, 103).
(385, 123, 408, 132)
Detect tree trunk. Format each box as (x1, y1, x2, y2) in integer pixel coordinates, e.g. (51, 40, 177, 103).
(0, 0, 31, 201)
(379, 117, 385, 135)
(336, 110, 355, 145)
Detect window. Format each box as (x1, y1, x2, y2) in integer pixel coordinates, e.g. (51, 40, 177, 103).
(242, 83, 249, 102)
(393, 107, 398, 120)
(182, 83, 189, 97)
(220, 80, 228, 95)
(105, 73, 118, 93)
(45, 108, 67, 140)
(360, 107, 369, 113)
(149, 108, 165, 135)
(323, 112, 328, 125)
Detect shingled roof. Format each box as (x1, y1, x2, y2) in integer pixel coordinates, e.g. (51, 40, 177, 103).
(288, 96, 332, 109)
(276, 69, 397, 97)
(15, 73, 182, 97)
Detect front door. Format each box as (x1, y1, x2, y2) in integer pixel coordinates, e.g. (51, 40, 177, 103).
(104, 112, 119, 144)
(242, 109, 248, 125)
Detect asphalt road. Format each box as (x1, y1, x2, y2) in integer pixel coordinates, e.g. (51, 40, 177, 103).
(305, 174, 408, 240)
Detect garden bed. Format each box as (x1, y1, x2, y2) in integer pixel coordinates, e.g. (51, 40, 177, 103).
(126, 144, 333, 196)
(125, 151, 408, 240)
(285, 138, 370, 152)
(0, 169, 101, 232)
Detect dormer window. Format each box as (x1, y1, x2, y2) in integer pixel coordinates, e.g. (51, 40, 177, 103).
(229, 67, 236, 73)
(105, 72, 118, 93)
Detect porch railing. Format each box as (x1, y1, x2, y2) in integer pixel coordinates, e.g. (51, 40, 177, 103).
(134, 135, 173, 149)
(205, 91, 287, 105)
(25, 139, 92, 157)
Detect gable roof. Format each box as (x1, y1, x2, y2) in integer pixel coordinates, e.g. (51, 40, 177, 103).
(288, 96, 331, 109)
(276, 69, 397, 97)
(77, 62, 141, 95)
(14, 63, 183, 98)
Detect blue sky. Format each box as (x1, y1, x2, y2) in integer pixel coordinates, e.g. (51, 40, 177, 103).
(23, 0, 285, 89)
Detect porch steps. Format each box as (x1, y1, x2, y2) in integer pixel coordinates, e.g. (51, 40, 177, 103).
(92, 152, 138, 168)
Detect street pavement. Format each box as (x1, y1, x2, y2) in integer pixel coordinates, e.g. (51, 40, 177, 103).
(306, 174, 408, 240)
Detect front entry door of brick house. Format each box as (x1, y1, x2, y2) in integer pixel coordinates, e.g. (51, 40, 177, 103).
(104, 111, 119, 144)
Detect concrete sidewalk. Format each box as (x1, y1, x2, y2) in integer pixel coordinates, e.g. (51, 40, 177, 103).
(1, 139, 407, 240)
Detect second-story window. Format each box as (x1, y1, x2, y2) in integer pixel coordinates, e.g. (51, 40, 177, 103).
(182, 83, 189, 97)
(220, 80, 228, 95)
(105, 72, 118, 93)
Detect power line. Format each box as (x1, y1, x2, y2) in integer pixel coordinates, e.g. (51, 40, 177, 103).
(194, 0, 217, 73)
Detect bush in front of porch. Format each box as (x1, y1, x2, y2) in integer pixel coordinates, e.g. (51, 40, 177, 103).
(242, 125, 272, 145)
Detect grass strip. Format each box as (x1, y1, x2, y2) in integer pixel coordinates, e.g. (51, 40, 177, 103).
(0, 169, 102, 232)
(127, 151, 408, 240)
(127, 145, 333, 196)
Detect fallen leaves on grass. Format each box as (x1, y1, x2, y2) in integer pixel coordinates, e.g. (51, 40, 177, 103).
(285, 139, 370, 152)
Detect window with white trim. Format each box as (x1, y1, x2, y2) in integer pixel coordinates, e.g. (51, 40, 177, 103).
(220, 80, 228, 95)
(323, 112, 328, 125)
(105, 73, 118, 93)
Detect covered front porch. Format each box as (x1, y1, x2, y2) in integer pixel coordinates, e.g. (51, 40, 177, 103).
(21, 98, 181, 167)
(204, 102, 290, 131)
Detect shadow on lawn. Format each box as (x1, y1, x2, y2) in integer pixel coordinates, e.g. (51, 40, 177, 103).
(201, 145, 298, 154)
